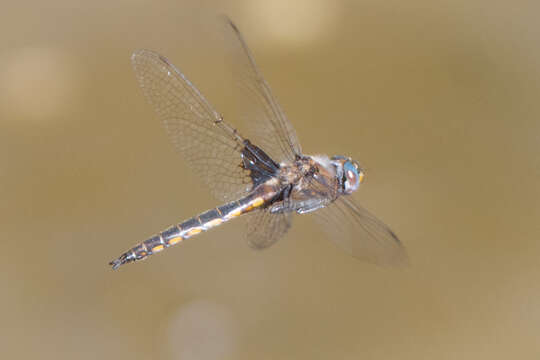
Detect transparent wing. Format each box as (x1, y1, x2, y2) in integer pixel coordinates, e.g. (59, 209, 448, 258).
(313, 196, 408, 267)
(223, 17, 302, 163)
(246, 209, 292, 250)
(131, 49, 252, 202)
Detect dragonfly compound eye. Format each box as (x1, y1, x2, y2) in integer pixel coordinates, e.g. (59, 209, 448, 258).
(343, 160, 361, 194)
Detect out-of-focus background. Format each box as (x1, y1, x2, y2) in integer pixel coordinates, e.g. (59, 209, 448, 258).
(2, 0, 540, 359)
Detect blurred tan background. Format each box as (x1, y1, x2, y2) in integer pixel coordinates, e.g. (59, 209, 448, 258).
(2, 0, 540, 359)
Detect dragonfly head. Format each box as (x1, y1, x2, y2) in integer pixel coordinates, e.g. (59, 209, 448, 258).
(331, 156, 365, 195)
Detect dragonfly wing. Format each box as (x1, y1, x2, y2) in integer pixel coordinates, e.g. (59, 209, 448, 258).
(222, 17, 303, 163)
(131, 50, 253, 202)
(313, 196, 408, 267)
(246, 209, 292, 250)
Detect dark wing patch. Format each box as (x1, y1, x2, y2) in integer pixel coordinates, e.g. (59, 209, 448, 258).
(241, 140, 280, 189)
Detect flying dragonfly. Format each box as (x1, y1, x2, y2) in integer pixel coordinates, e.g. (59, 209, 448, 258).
(109, 19, 407, 270)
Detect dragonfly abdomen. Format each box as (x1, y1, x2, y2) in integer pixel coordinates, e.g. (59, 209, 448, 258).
(109, 194, 267, 269)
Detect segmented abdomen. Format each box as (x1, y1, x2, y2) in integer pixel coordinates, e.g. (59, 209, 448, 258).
(109, 194, 266, 269)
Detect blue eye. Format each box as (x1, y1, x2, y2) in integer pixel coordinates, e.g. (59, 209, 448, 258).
(342, 160, 361, 194)
(344, 161, 358, 178)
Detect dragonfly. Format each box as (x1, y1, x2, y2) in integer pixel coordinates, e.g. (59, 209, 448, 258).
(109, 19, 407, 270)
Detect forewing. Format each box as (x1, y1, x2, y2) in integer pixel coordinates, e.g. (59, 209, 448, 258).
(223, 17, 302, 163)
(131, 50, 252, 201)
(246, 209, 292, 250)
(313, 196, 408, 267)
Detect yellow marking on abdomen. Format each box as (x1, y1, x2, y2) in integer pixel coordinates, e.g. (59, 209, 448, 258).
(184, 228, 202, 237)
(168, 237, 182, 246)
(226, 208, 243, 219)
(152, 244, 164, 253)
(251, 197, 264, 207)
(245, 197, 265, 211)
(205, 218, 223, 228)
